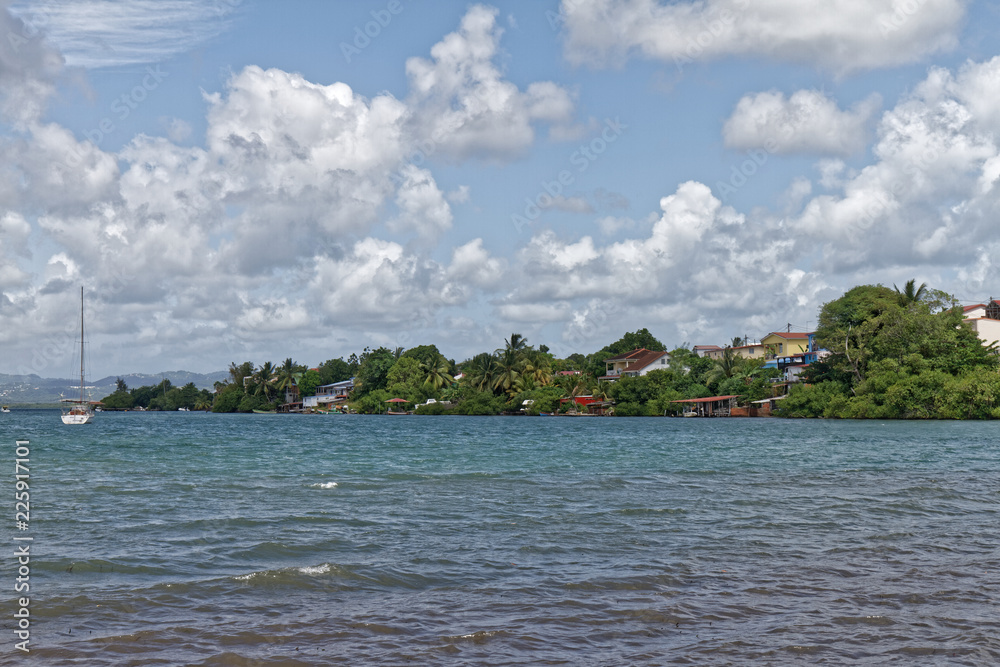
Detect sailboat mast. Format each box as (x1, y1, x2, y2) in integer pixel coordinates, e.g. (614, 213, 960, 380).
(79, 286, 85, 404)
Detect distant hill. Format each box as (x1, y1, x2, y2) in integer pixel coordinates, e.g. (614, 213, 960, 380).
(0, 370, 229, 406)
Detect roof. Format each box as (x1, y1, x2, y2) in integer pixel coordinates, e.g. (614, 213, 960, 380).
(963, 303, 987, 312)
(604, 347, 653, 362)
(628, 349, 669, 371)
(693, 345, 722, 350)
(765, 331, 812, 339)
(671, 395, 741, 403)
(603, 347, 669, 371)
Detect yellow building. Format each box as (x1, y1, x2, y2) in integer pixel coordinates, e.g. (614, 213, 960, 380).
(759, 332, 812, 357)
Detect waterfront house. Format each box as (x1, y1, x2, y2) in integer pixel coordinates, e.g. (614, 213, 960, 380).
(963, 299, 1000, 349)
(600, 348, 670, 381)
(311, 379, 354, 408)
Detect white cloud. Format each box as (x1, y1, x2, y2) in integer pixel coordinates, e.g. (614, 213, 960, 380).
(723, 89, 880, 155)
(791, 57, 1000, 273)
(405, 4, 575, 161)
(388, 164, 453, 238)
(560, 0, 966, 75)
(447, 185, 471, 203)
(447, 238, 505, 289)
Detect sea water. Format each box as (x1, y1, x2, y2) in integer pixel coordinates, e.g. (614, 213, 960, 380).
(2, 411, 998, 665)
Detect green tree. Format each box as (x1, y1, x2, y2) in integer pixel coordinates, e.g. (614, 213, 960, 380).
(893, 279, 927, 307)
(298, 369, 322, 398)
(353, 347, 397, 396)
(464, 352, 499, 393)
(253, 362, 278, 402)
(493, 347, 522, 397)
(276, 358, 304, 396)
(101, 389, 134, 410)
(212, 385, 243, 413)
(318, 357, 353, 385)
(420, 356, 454, 392)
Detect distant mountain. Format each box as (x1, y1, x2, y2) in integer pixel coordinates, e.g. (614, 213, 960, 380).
(0, 370, 229, 405)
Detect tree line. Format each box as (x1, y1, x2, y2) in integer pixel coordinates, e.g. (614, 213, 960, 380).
(98, 281, 1000, 418)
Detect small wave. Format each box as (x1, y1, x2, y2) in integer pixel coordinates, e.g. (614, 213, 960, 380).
(298, 564, 333, 575)
(310, 481, 338, 489)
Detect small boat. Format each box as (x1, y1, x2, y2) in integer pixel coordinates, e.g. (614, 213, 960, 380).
(62, 287, 95, 425)
(1, 406, 10, 413)
(252, 409, 277, 414)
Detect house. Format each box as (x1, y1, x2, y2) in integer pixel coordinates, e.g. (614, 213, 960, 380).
(963, 299, 1000, 349)
(704, 343, 768, 360)
(759, 331, 812, 358)
(763, 332, 828, 383)
(311, 379, 354, 408)
(600, 348, 670, 381)
(693, 345, 723, 357)
(284, 372, 304, 404)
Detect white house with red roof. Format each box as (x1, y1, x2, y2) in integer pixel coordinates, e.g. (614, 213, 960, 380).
(963, 299, 1000, 349)
(600, 348, 670, 381)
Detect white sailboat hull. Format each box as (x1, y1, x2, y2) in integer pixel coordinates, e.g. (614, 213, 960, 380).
(61, 411, 93, 425)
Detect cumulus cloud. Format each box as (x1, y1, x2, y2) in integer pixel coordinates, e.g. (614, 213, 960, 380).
(560, 0, 966, 75)
(0, 4, 572, 373)
(723, 89, 881, 155)
(389, 165, 453, 238)
(405, 4, 575, 160)
(791, 56, 1000, 275)
(503, 180, 823, 351)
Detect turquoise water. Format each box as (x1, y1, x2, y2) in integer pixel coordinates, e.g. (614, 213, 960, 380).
(3, 411, 999, 665)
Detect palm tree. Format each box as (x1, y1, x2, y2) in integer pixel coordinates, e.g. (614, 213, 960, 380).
(493, 347, 522, 396)
(522, 350, 552, 386)
(731, 336, 745, 348)
(421, 356, 454, 391)
(466, 353, 499, 393)
(504, 333, 528, 354)
(894, 279, 928, 306)
(254, 361, 278, 401)
(275, 358, 300, 395)
(704, 347, 742, 386)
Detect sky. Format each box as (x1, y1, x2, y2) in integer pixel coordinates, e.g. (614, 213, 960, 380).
(1, 0, 1000, 377)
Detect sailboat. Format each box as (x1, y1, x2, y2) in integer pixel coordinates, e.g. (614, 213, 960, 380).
(61, 287, 94, 425)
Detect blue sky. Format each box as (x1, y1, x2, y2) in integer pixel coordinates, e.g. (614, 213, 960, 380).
(2, 0, 999, 376)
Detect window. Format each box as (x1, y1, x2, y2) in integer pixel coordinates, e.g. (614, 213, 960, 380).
(778, 343, 783, 353)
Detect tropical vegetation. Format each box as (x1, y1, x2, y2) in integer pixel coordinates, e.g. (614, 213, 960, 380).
(97, 283, 1000, 418)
